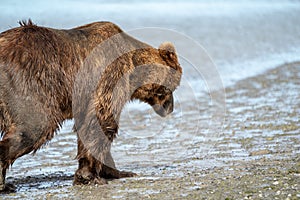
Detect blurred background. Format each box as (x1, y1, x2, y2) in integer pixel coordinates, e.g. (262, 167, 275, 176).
(1, 0, 300, 86)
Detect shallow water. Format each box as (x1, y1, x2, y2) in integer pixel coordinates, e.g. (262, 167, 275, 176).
(1, 0, 300, 199)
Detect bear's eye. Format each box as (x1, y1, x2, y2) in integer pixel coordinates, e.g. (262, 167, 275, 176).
(156, 93, 165, 100)
(168, 52, 175, 59)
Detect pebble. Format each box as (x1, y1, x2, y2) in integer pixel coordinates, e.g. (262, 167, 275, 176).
(249, 149, 271, 156)
(273, 181, 279, 185)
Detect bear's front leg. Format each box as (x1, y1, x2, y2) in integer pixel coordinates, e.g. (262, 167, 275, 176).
(74, 138, 136, 185)
(100, 151, 137, 179)
(73, 138, 107, 185)
(73, 157, 107, 185)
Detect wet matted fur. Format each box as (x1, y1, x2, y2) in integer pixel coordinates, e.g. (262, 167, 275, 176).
(0, 20, 182, 191)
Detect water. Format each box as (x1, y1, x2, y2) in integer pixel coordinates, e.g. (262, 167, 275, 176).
(1, 0, 299, 88)
(0, 0, 300, 198)
(0, 0, 300, 86)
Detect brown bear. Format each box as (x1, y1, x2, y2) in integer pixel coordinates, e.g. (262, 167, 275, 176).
(0, 20, 182, 191)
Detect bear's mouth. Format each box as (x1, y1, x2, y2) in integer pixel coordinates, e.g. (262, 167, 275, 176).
(152, 100, 173, 117)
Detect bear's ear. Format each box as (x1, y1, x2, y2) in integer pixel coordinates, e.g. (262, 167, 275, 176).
(159, 42, 176, 54)
(159, 42, 182, 72)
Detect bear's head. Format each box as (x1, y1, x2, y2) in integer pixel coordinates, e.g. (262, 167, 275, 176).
(131, 42, 182, 117)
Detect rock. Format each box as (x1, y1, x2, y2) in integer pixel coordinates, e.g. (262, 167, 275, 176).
(249, 149, 271, 156)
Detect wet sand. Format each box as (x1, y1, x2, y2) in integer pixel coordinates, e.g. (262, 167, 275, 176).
(1, 62, 299, 199)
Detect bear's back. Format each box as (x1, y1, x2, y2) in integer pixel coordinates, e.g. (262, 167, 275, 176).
(0, 21, 80, 116)
(0, 21, 129, 120)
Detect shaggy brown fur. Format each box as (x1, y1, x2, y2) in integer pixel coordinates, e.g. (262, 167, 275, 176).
(0, 20, 182, 191)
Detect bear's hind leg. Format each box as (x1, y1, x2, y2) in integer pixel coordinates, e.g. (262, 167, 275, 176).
(0, 128, 47, 192)
(0, 140, 17, 192)
(0, 161, 16, 192)
(0, 141, 7, 191)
